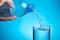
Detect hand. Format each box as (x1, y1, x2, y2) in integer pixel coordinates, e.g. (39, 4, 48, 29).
(0, 0, 5, 6)
(6, 0, 15, 8)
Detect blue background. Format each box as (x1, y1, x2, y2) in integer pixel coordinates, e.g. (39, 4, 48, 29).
(0, 0, 60, 40)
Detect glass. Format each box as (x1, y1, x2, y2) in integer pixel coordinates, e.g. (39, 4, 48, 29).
(33, 25, 50, 40)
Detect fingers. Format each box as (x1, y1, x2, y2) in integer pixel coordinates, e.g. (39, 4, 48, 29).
(0, 16, 16, 20)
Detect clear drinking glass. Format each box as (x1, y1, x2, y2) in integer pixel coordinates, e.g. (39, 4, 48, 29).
(33, 25, 50, 40)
